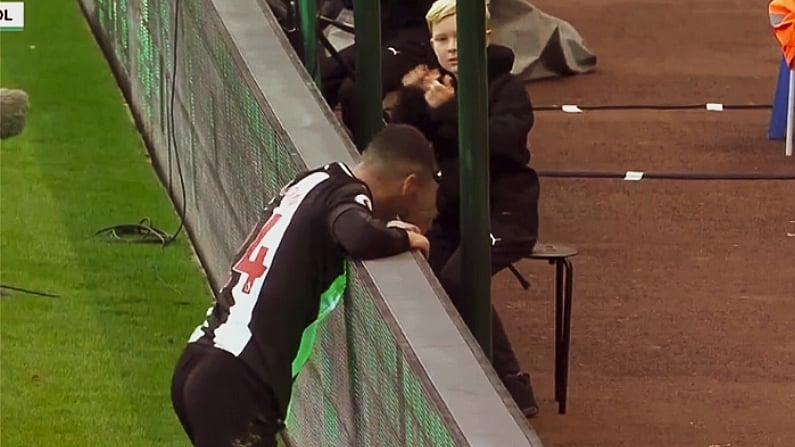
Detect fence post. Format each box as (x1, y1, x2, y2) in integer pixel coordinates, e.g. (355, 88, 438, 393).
(353, 0, 383, 148)
(298, 0, 319, 84)
(456, 0, 492, 360)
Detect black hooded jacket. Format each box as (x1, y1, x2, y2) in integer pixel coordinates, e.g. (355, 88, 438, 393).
(391, 44, 540, 242)
(338, 0, 433, 41)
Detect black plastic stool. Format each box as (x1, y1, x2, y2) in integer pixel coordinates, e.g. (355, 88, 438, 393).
(508, 243, 577, 414)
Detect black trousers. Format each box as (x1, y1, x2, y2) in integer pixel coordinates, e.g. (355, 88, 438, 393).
(171, 343, 283, 447)
(428, 224, 536, 376)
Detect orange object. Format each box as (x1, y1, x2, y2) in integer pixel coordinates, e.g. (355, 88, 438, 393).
(770, 0, 795, 68)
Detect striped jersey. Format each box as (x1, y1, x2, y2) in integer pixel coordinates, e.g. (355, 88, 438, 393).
(187, 162, 405, 417)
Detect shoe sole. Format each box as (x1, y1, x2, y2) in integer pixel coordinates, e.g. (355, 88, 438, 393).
(523, 406, 539, 418)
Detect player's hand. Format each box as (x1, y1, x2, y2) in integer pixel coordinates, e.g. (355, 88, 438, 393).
(402, 65, 430, 88)
(425, 75, 455, 109)
(407, 231, 431, 259)
(387, 220, 422, 234)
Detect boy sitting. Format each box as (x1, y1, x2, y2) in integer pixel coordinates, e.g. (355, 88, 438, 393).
(391, 0, 541, 418)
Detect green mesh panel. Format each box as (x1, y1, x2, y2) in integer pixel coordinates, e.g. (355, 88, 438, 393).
(79, 0, 465, 445)
(285, 264, 458, 446)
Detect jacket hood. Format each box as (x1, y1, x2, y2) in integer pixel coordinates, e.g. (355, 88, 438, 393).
(487, 44, 516, 79)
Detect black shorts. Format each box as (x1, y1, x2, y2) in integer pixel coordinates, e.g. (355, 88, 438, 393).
(171, 343, 283, 447)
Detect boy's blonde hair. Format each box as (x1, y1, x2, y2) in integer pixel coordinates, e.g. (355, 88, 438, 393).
(425, 0, 491, 32)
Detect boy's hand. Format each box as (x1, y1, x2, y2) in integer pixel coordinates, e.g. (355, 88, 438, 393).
(421, 68, 442, 91)
(402, 66, 442, 92)
(402, 65, 430, 88)
(387, 220, 422, 234)
(425, 75, 455, 109)
(406, 232, 431, 259)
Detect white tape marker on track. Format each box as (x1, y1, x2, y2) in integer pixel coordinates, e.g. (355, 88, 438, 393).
(624, 171, 644, 181)
(562, 104, 583, 113)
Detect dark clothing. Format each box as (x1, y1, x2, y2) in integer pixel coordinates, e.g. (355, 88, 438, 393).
(321, 26, 437, 112)
(181, 162, 409, 422)
(171, 343, 282, 447)
(331, 31, 437, 149)
(320, 0, 438, 148)
(334, 0, 434, 42)
(380, 0, 435, 42)
(392, 45, 541, 390)
(320, 0, 435, 104)
(265, 0, 304, 60)
(391, 44, 540, 245)
(378, 0, 438, 89)
(427, 224, 538, 376)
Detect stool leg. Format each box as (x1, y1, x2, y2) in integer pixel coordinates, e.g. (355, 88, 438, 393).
(553, 259, 564, 404)
(508, 264, 531, 290)
(559, 258, 574, 415)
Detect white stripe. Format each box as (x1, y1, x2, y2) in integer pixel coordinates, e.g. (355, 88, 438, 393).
(336, 161, 355, 177)
(210, 172, 330, 356)
(187, 306, 214, 343)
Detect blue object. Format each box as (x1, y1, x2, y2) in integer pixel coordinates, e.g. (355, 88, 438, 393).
(769, 56, 790, 141)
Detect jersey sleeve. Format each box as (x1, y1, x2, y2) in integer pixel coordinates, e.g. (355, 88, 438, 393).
(326, 181, 411, 260)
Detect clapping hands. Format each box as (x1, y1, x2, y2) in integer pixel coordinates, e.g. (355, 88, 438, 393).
(401, 65, 455, 109)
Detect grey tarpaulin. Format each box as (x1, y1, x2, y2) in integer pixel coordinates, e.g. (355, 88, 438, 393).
(318, 0, 597, 82)
(489, 0, 597, 81)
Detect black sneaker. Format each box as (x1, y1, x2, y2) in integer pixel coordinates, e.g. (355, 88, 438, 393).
(502, 372, 539, 418)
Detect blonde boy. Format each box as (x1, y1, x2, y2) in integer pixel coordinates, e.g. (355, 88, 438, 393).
(391, 0, 543, 419)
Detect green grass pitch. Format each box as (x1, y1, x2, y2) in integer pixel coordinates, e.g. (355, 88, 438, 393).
(1, 1, 214, 445)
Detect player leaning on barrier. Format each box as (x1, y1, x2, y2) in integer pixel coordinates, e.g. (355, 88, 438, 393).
(391, 0, 542, 418)
(170, 125, 438, 447)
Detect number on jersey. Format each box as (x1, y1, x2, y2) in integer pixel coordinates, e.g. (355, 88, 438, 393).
(232, 213, 282, 294)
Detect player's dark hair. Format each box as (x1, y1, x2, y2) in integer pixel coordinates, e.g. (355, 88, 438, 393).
(361, 124, 438, 183)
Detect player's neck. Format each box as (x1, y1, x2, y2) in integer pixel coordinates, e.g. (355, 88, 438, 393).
(352, 163, 373, 187)
(353, 163, 401, 219)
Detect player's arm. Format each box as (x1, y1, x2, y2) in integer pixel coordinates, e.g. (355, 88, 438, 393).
(327, 186, 425, 259)
(329, 205, 410, 259)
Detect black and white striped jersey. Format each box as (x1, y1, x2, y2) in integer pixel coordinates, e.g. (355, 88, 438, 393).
(186, 162, 409, 417)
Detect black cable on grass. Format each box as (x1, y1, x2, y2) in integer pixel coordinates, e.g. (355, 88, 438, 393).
(164, 0, 187, 246)
(0, 284, 60, 298)
(95, 0, 186, 247)
(94, 218, 171, 244)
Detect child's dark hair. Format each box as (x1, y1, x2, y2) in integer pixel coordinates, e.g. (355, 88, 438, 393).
(362, 124, 438, 183)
